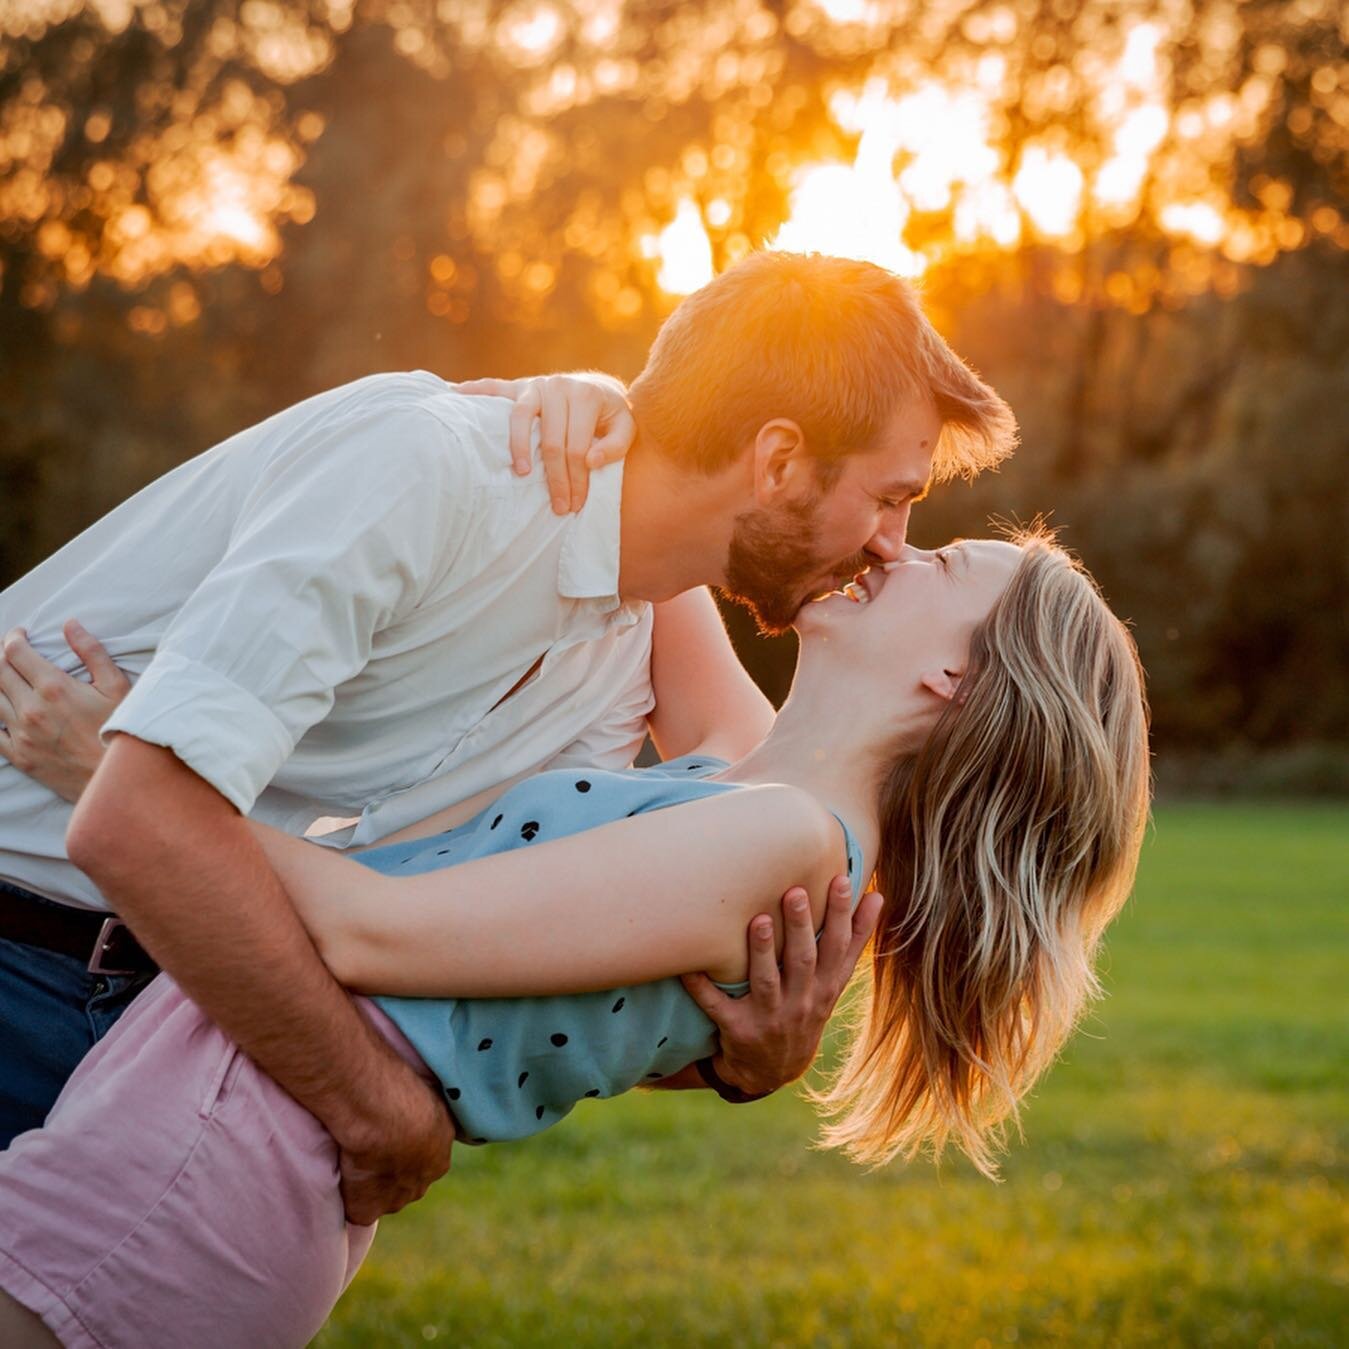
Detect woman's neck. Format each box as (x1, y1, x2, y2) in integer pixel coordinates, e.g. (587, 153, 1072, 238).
(712, 701, 884, 883)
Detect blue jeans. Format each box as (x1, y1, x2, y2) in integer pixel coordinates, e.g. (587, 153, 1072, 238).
(0, 889, 155, 1147)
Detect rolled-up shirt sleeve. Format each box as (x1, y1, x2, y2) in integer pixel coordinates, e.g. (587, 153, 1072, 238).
(103, 403, 472, 813)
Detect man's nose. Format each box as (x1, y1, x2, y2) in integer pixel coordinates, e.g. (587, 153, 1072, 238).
(882, 544, 931, 570)
(865, 511, 911, 564)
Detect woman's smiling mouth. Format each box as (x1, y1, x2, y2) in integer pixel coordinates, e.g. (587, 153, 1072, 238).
(810, 568, 883, 605)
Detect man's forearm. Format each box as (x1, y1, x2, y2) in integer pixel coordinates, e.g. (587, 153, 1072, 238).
(67, 738, 425, 1141)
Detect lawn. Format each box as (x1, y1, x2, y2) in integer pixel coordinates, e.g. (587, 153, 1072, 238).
(317, 804, 1348, 1347)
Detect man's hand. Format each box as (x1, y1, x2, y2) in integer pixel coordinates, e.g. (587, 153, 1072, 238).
(452, 373, 635, 515)
(0, 622, 129, 801)
(680, 876, 883, 1097)
(333, 1061, 455, 1226)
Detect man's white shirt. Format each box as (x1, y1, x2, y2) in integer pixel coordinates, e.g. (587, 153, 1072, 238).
(0, 372, 654, 910)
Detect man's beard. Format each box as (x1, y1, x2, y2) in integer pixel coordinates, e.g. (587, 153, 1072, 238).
(722, 499, 869, 636)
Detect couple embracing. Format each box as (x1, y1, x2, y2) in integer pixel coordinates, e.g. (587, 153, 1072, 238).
(0, 252, 1149, 1348)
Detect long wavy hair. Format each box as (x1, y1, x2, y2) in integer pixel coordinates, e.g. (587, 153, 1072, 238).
(808, 532, 1151, 1178)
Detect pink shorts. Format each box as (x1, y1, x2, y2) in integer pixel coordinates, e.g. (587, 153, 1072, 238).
(0, 975, 436, 1348)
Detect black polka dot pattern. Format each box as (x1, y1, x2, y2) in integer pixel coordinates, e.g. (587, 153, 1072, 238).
(370, 753, 862, 1149)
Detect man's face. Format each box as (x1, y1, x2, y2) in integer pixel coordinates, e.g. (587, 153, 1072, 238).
(722, 399, 941, 635)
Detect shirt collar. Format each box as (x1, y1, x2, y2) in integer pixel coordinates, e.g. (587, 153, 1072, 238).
(557, 459, 626, 603)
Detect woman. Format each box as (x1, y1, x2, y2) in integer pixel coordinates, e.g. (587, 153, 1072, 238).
(0, 531, 1149, 1349)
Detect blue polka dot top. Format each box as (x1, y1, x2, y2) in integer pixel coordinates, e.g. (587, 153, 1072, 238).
(357, 755, 865, 1145)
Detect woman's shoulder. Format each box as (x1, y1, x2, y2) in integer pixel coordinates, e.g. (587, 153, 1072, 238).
(671, 782, 848, 902)
(665, 783, 848, 983)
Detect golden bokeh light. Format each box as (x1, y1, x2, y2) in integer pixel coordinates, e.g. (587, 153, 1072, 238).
(2, 0, 1343, 329)
(648, 198, 715, 296)
(641, 9, 1339, 308)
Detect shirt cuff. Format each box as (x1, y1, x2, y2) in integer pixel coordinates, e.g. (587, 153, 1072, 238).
(102, 652, 294, 815)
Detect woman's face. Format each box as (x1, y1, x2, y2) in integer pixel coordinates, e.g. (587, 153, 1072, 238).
(794, 539, 1022, 718)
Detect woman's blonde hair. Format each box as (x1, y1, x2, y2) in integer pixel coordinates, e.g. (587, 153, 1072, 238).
(809, 531, 1151, 1178)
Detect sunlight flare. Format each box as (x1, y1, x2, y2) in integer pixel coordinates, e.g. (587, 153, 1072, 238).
(653, 198, 715, 295)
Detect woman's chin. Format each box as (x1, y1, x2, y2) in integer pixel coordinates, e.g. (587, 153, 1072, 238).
(792, 591, 854, 636)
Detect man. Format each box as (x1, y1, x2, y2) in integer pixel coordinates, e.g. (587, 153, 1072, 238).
(0, 251, 1015, 1222)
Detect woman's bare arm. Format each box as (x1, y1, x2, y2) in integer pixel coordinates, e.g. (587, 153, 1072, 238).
(647, 589, 774, 763)
(252, 785, 847, 999)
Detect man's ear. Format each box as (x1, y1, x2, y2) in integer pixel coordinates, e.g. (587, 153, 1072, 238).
(920, 668, 965, 703)
(751, 419, 809, 504)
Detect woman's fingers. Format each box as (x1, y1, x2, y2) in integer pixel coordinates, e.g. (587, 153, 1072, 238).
(586, 404, 637, 469)
(538, 379, 573, 513)
(0, 632, 37, 766)
(454, 373, 532, 474)
(561, 385, 601, 513)
(453, 377, 523, 398)
(466, 372, 634, 507)
(64, 620, 130, 700)
(0, 651, 31, 711)
(1, 628, 39, 692)
(508, 382, 543, 476)
(0, 684, 16, 761)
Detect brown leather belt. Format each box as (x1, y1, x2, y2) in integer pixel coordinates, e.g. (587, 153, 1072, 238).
(0, 880, 158, 976)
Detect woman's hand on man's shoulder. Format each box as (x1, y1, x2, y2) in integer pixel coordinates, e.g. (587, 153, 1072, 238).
(0, 621, 130, 802)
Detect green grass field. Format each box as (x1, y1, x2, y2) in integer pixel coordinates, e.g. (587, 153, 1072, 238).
(317, 804, 1348, 1347)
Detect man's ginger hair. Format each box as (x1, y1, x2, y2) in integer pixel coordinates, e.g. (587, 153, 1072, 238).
(628, 251, 1017, 482)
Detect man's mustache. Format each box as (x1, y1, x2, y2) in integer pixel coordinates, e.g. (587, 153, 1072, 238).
(827, 552, 874, 588)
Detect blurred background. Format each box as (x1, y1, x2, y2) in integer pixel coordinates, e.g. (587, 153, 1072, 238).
(3, 0, 1347, 789)
(2, 2, 1346, 1343)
